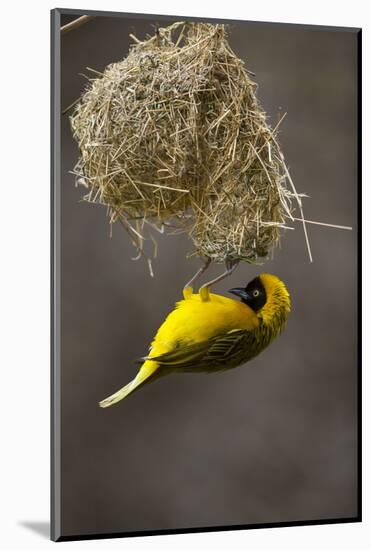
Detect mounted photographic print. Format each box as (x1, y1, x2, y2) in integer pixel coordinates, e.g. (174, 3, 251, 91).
(51, 8, 361, 542)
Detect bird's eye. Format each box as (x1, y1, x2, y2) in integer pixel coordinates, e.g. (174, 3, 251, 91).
(252, 289, 260, 298)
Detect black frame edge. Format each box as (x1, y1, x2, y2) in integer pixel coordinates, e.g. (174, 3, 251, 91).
(51, 7, 62, 543)
(356, 28, 362, 523)
(56, 7, 360, 33)
(56, 516, 360, 542)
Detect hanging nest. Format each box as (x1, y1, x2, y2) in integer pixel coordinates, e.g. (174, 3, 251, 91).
(70, 21, 302, 268)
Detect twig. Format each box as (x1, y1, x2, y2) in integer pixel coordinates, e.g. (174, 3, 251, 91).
(292, 218, 352, 231)
(61, 15, 95, 35)
(62, 97, 80, 116)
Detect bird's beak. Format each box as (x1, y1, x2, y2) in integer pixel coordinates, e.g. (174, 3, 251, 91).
(228, 287, 248, 300)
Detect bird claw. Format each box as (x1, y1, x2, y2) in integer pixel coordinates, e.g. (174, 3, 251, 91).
(200, 258, 240, 291)
(183, 258, 211, 296)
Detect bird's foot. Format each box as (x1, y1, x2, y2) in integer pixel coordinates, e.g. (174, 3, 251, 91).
(199, 258, 239, 296)
(183, 258, 211, 299)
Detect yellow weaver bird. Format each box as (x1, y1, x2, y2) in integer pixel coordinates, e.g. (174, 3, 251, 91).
(99, 273, 290, 408)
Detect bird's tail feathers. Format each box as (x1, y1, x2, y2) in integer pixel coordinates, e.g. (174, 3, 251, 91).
(99, 361, 158, 408)
(99, 377, 142, 408)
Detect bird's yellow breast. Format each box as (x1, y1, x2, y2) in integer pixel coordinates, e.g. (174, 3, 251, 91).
(148, 292, 259, 357)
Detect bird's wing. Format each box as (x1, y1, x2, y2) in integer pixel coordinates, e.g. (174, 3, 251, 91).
(143, 329, 256, 371)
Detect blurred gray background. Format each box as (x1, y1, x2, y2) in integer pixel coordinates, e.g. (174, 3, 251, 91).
(60, 13, 358, 538)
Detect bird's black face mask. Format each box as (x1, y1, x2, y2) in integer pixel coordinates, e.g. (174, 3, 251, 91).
(228, 276, 267, 312)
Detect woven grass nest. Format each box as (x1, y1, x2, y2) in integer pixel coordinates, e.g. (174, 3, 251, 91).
(71, 21, 302, 271)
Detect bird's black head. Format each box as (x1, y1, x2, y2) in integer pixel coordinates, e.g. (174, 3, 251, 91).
(228, 276, 267, 312)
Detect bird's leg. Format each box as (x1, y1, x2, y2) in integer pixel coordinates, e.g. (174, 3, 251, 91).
(183, 257, 211, 299)
(199, 258, 239, 302)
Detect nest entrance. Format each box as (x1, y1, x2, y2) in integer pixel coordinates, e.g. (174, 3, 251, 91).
(71, 22, 300, 268)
